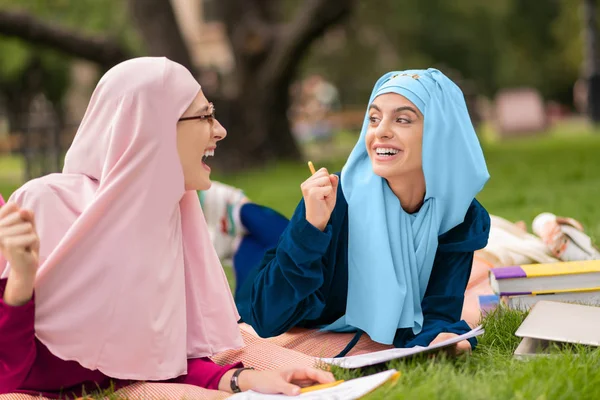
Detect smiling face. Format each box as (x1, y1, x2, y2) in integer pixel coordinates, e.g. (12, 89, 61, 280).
(176, 90, 226, 191)
(365, 92, 424, 182)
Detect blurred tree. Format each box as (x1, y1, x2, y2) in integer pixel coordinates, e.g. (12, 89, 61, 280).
(0, 0, 354, 171)
(0, 0, 136, 131)
(0, 0, 594, 173)
(302, 0, 587, 109)
(583, 0, 600, 123)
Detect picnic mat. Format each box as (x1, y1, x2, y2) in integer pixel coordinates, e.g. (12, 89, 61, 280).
(0, 326, 390, 400)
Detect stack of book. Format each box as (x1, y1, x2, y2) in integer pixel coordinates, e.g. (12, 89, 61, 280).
(488, 260, 600, 310)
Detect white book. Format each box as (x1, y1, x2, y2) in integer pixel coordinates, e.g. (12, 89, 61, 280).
(319, 326, 484, 369)
(506, 290, 600, 310)
(228, 369, 399, 399)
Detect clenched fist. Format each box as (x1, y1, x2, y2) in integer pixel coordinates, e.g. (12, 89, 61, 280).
(301, 168, 339, 231)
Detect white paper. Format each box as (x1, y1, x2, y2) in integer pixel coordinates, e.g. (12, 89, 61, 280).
(319, 325, 484, 368)
(228, 369, 398, 400)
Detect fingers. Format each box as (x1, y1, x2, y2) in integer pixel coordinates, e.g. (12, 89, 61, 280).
(301, 167, 329, 185)
(275, 378, 301, 396)
(294, 367, 336, 384)
(19, 209, 35, 225)
(301, 175, 331, 192)
(0, 202, 18, 219)
(311, 167, 330, 178)
(429, 332, 456, 346)
(310, 176, 333, 188)
(456, 340, 472, 353)
(0, 222, 34, 238)
(278, 367, 335, 396)
(307, 186, 334, 200)
(0, 211, 25, 229)
(1, 233, 38, 249)
(330, 174, 339, 191)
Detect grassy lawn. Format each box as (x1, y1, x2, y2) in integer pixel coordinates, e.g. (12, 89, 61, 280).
(2, 129, 600, 398)
(215, 131, 600, 399)
(0, 155, 21, 199)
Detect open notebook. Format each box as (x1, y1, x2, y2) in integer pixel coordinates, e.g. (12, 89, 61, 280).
(319, 326, 484, 369)
(228, 369, 399, 399)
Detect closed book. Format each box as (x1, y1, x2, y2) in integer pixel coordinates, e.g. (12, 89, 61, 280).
(489, 260, 600, 295)
(503, 288, 600, 310)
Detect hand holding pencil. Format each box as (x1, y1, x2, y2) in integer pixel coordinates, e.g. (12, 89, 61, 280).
(301, 161, 339, 231)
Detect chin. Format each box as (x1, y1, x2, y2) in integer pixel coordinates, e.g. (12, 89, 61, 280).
(370, 163, 391, 179)
(185, 178, 211, 191)
(196, 180, 212, 191)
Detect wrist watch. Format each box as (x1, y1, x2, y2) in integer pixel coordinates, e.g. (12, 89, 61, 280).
(230, 367, 255, 393)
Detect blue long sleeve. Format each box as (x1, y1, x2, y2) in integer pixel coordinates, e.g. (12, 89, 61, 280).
(236, 198, 341, 338)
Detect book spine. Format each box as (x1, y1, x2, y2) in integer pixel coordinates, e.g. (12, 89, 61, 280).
(490, 266, 527, 280)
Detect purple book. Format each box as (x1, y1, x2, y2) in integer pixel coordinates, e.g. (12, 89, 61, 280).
(490, 266, 527, 280)
(489, 261, 600, 295)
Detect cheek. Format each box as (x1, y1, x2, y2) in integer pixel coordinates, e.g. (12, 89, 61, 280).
(364, 131, 375, 150)
(408, 134, 423, 165)
(177, 132, 202, 169)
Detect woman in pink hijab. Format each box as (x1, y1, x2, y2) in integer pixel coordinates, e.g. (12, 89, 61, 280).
(0, 57, 333, 398)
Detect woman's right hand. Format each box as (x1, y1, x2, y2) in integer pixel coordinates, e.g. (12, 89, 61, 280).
(230, 367, 336, 396)
(0, 203, 40, 306)
(301, 168, 339, 231)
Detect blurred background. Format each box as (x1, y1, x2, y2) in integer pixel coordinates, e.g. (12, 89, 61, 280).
(1, 0, 600, 234)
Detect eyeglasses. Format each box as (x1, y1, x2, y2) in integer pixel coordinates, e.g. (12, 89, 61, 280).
(178, 103, 215, 122)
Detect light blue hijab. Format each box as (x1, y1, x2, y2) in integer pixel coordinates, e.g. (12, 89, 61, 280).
(322, 69, 489, 345)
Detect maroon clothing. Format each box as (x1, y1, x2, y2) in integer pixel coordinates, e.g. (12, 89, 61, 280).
(0, 279, 241, 398)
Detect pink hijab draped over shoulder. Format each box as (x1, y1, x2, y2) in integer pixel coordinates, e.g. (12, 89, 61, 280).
(0, 57, 243, 380)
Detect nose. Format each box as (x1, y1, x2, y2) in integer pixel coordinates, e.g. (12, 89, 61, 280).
(212, 119, 227, 141)
(374, 117, 393, 140)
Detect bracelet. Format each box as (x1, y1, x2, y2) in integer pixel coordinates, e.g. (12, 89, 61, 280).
(230, 367, 254, 393)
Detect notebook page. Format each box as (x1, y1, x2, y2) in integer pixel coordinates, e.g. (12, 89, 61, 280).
(319, 325, 484, 368)
(228, 369, 398, 400)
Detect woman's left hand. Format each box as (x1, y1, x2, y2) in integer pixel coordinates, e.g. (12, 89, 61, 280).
(234, 367, 336, 395)
(429, 332, 471, 355)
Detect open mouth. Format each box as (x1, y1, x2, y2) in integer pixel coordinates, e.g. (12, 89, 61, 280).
(202, 148, 214, 170)
(375, 147, 401, 157)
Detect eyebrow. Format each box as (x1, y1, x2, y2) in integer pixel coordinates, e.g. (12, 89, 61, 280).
(369, 104, 419, 118)
(193, 104, 210, 115)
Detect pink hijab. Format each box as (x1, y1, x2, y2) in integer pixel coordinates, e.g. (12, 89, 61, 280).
(0, 57, 243, 380)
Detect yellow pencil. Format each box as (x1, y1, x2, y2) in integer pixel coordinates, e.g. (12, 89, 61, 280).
(308, 161, 316, 175)
(300, 379, 344, 394)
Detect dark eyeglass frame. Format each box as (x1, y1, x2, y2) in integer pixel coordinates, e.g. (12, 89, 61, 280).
(178, 103, 215, 122)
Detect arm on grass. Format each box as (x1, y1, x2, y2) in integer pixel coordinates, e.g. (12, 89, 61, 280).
(395, 200, 491, 349)
(237, 197, 336, 338)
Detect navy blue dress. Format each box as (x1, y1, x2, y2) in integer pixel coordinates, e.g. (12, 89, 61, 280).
(237, 178, 490, 351)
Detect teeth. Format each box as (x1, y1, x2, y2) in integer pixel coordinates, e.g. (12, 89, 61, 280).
(203, 149, 215, 157)
(375, 147, 400, 155)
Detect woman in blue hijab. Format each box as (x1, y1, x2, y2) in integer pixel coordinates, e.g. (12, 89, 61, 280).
(236, 69, 491, 354)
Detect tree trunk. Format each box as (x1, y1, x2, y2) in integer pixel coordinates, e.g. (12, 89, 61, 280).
(583, 0, 600, 123)
(0, 10, 128, 68)
(212, 0, 354, 171)
(127, 0, 197, 75)
(0, 0, 354, 171)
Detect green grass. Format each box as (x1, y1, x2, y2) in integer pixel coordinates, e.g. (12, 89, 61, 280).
(0, 155, 21, 199)
(214, 131, 600, 399)
(2, 129, 600, 398)
(357, 307, 600, 399)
